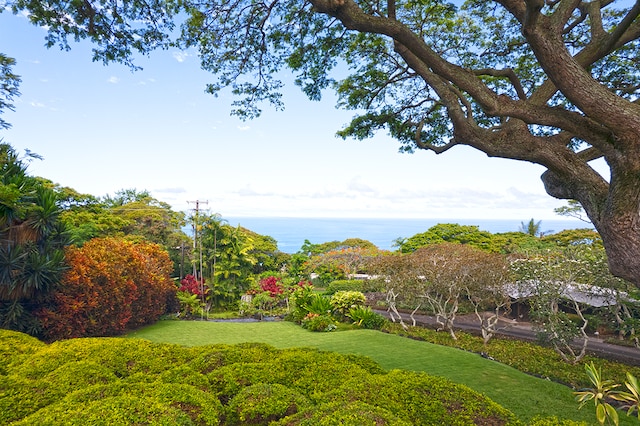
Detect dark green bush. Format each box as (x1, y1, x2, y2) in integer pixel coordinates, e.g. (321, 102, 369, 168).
(325, 280, 364, 295)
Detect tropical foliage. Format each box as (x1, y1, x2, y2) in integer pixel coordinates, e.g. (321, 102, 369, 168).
(0, 144, 69, 335)
(36, 237, 176, 340)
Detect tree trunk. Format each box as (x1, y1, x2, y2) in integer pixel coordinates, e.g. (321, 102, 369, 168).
(597, 215, 640, 287)
(582, 157, 640, 287)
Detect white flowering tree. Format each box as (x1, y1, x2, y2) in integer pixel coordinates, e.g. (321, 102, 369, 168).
(372, 243, 509, 340)
(463, 257, 512, 346)
(511, 248, 594, 364)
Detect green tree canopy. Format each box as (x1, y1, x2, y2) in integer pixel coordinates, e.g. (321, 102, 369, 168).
(5, 0, 640, 285)
(0, 54, 20, 130)
(398, 223, 495, 253)
(398, 223, 603, 254)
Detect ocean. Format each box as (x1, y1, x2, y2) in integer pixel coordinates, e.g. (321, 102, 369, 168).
(225, 217, 591, 254)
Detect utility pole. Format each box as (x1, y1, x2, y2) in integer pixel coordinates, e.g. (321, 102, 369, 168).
(187, 200, 208, 300)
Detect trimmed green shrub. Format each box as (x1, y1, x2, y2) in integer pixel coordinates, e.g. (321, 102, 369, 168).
(273, 401, 412, 425)
(9, 337, 192, 380)
(261, 348, 377, 401)
(330, 290, 366, 318)
(187, 342, 279, 374)
(207, 348, 380, 404)
(325, 280, 364, 295)
(0, 374, 54, 424)
(208, 362, 276, 402)
(0, 329, 45, 376)
(14, 381, 223, 425)
(12, 393, 195, 426)
(2, 330, 524, 425)
(348, 306, 387, 329)
(156, 364, 211, 389)
(226, 383, 310, 424)
(322, 369, 519, 425)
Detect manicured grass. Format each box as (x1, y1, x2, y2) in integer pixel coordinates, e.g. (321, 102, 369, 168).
(126, 320, 622, 424)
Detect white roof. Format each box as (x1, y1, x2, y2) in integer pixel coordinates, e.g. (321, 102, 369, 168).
(506, 281, 631, 308)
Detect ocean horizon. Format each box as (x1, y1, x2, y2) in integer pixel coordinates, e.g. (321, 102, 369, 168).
(225, 217, 591, 254)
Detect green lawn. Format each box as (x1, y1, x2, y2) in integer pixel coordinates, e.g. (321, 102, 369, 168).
(126, 320, 633, 425)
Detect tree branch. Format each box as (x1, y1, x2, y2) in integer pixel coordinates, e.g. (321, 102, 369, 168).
(415, 116, 458, 153)
(474, 68, 527, 100)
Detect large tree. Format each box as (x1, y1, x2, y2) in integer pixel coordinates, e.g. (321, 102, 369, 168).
(4, 0, 640, 283)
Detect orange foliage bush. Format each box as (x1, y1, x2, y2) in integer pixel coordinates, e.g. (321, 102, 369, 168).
(37, 237, 177, 340)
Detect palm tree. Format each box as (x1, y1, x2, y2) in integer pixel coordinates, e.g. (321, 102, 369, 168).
(0, 143, 69, 334)
(519, 218, 542, 237)
(206, 223, 257, 303)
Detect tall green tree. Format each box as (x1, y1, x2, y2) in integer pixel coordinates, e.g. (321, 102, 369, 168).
(199, 216, 258, 303)
(54, 187, 188, 276)
(6, 0, 640, 285)
(0, 143, 69, 334)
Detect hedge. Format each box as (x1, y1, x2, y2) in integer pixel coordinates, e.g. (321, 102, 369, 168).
(0, 329, 533, 425)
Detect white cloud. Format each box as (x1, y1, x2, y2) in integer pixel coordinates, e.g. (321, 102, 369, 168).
(155, 187, 187, 194)
(107, 76, 120, 84)
(236, 185, 276, 197)
(172, 51, 189, 63)
(347, 176, 377, 194)
(237, 125, 251, 131)
(29, 101, 45, 108)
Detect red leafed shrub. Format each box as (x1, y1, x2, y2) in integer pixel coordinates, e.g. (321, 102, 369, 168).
(259, 276, 284, 297)
(179, 274, 205, 296)
(37, 237, 177, 340)
(260, 276, 284, 297)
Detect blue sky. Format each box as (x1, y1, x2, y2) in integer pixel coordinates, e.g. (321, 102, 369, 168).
(0, 11, 607, 220)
